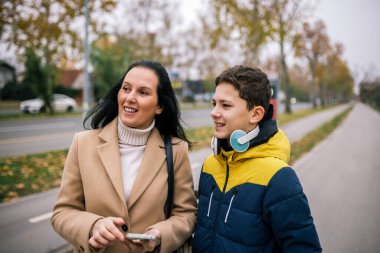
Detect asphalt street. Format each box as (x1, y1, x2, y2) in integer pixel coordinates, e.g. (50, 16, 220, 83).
(293, 103, 380, 252)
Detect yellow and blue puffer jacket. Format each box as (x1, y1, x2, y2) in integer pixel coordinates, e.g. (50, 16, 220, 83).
(193, 120, 321, 253)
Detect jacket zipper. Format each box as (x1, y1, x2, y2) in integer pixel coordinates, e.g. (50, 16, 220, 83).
(224, 189, 238, 223)
(207, 183, 216, 217)
(212, 160, 230, 244)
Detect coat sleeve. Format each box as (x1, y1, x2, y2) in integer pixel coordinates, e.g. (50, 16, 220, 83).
(147, 141, 197, 253)
(51, 133, 103, 253)
(263, 167, 322, 253)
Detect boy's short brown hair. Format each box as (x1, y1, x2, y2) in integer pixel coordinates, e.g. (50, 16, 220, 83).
(215, 65, 271, 111)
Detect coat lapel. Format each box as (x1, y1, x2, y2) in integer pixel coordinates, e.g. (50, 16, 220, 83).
(127, 128, 166, 209)
(96, 119, 126, 205)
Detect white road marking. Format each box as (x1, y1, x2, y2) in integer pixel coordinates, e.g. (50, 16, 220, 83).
(29, 211, 52, 223)
(0, 122, 76, 133)
(0, 132, 76, 145)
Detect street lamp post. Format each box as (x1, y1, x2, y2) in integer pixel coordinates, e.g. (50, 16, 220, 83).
(83, 0, 91, 115)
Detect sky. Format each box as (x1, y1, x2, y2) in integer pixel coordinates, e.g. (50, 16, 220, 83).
(313, 0, 380, 81)
(182, 0, 380, 82)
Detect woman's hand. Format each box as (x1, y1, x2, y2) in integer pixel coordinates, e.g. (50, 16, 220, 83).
(124, 228, 161, 252)
(88, 217, 126, 250)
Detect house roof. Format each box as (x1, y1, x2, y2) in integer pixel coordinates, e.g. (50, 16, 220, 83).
(58, 69, 82, 87)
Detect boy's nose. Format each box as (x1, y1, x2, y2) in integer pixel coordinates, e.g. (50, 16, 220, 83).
(210, 107, 220, 118)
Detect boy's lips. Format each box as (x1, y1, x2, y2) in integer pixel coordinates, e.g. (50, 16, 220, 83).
(214, 122, 225, 128)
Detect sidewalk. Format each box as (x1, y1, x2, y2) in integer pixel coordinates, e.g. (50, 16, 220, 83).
(292, 102, 380, 252)
(190, 103, 351, 190)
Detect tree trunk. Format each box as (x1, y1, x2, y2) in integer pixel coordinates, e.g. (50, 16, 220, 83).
(279, 41, 292, 114)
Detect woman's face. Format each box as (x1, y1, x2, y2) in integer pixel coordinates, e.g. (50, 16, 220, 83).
(118, 67, 162, 129)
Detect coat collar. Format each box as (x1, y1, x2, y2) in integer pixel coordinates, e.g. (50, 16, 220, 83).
(96, 118, 125, 204)
(96, 118, 168, 210)
(127, 127, 166, 209)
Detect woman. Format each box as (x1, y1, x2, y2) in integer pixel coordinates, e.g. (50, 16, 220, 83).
(51, 60, 197, 253)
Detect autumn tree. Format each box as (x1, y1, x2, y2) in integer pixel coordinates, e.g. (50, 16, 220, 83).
(208, 0, 272, 66)
(1, 0, 116, 113)
(318, 43, 354, 105)
(294, 20, 331, 108)
(174, 13, 233, 81)
(116, 0, 182, 67)
(23, 48, 53, 111)
(360, 76, 380, 110)
(90, 35, 134, 100)
(266, 0, 314, 113)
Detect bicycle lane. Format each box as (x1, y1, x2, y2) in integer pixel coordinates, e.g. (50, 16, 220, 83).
(293, 102, 380, 252)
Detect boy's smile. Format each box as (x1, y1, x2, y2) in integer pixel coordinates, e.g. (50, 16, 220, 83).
(211, 82, 258, 140)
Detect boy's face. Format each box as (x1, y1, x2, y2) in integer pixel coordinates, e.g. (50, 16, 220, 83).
(211, 82, 262, 140)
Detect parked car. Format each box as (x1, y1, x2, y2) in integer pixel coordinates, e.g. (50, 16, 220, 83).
(20, 94, 78, 113)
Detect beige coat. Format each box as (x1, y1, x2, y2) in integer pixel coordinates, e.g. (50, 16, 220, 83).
(51, 118, 197, 253)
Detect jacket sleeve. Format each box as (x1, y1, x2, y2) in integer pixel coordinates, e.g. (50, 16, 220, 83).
(51, 133, 103, 253)
(147, 141, 197, 253)
(263, 167, 322, 253)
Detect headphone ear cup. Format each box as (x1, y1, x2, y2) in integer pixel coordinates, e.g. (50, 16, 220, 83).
(211, 136, 221, 156)
(230, 130, 250, 152)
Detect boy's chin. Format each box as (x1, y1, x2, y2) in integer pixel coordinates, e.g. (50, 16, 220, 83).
(214, 132, 230, 140)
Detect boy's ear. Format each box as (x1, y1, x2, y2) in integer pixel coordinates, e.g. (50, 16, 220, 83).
(249, 106, 265, 124)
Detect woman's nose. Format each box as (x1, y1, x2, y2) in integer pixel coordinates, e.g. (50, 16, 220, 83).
(126, 91, 136, 102)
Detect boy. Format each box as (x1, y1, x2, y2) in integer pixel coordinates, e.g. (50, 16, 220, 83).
(192, 65, 321, 252)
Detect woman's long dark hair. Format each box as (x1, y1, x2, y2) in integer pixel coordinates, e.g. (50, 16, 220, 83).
(83, 60, 192, 148)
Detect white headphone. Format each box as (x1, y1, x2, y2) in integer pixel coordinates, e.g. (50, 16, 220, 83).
(211, 125, 260, 155)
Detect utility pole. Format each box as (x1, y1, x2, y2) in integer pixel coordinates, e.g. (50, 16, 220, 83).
(83, 0, 91, 115)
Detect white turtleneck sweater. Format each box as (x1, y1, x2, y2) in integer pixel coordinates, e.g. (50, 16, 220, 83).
(118, 117, 155, 201)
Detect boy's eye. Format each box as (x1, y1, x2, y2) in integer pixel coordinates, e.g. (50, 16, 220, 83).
(223, 104, 231, 108)
(212, 101, 216, 107)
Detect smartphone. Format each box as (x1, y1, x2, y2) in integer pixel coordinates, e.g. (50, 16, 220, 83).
(125, 233, 158, 240)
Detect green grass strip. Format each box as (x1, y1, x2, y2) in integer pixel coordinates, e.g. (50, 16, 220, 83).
(0, 150, 68, 202)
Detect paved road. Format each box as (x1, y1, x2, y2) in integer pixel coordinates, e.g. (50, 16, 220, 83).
(0, 109, 213, 157)
(0, 189, 63, 253)
(293, 103, 380, 252)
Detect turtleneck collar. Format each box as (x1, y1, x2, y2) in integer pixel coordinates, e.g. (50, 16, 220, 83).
(117, 117, 155, 146)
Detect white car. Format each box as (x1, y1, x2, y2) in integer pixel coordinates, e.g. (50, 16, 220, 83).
(20, 94, 78, 113)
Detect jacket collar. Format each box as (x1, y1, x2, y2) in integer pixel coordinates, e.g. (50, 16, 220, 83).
(216, 118, 290, 164)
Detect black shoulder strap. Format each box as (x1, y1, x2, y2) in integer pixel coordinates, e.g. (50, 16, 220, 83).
(164, 135, 174, 218)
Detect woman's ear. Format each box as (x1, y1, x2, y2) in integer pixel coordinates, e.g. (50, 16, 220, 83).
(249, 106, 265, 124)
(156, 106, 163, 115)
